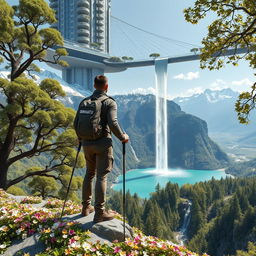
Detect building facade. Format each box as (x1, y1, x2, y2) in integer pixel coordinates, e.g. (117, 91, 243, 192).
(48, 0, 111, 90)
(50, 0, 111, 53)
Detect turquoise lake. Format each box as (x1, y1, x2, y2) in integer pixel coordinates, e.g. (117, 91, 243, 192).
(112, 168, 230, 198)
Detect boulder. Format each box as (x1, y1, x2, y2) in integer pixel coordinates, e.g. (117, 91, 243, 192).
(4, 213, 134, 256)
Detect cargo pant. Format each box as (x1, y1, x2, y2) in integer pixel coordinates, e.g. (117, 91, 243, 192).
(82, 143, 113, 214)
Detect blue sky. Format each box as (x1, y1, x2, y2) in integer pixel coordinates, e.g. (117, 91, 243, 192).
(5, 0, 255, 98)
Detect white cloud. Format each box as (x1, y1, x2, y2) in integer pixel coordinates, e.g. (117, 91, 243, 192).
(174, 77, 254, 99)
(173, 87, 204, 98)
(209, 79, 228, 91)
(231, 78, 253, 87)
(130, 87, 156, 95)
(173, 71, 200, 80)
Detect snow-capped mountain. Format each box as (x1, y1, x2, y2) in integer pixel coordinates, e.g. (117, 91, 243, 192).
(173, 88, 256, 135)
(0, 69, 90, 109)
(174, 88, 238, 105)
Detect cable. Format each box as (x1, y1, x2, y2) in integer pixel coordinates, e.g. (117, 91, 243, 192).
(111, 16, 201, 48)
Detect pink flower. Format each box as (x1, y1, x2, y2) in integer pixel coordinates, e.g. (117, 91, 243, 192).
(69, 229, 75, 236)
(14, 217, 23, 223)
(114, 247, 121, 253)
(134, 236, 141, 244)
(69, 238, 76, 245)
(28, 229, 35, 235)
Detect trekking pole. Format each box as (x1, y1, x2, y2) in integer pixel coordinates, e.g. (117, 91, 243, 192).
(122, 142, 126, 242)
(60, 142, 82, 220)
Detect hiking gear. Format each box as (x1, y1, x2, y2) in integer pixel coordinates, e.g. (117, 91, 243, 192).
(93, 209, 117, 223)
(81, 205, 95, 217)
(122, 142, 126, 241)
(60, 142, 82, 219)
(76, 90, 126, 145)
(74, 95, 109, 140)
(82, 144, 113, 213)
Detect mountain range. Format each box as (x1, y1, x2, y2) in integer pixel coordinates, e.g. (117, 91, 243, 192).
(0, 69, 230, 175)
(173, 88, 256, 162)
(173, 88, 256, 135)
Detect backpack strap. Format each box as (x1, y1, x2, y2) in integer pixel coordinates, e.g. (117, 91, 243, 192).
(107, 96, 116, 102)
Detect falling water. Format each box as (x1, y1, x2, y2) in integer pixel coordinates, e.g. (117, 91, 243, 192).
(155, 58, 169, 171)
(176, 200, 192, 245)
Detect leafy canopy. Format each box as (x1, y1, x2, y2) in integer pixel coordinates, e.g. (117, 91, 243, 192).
(184, 0, 256, 124)
(0, 0, 84, 198)
(0, 0, 68, 81)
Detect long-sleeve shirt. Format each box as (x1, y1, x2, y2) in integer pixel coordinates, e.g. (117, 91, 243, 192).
(80, 90, 126, 146)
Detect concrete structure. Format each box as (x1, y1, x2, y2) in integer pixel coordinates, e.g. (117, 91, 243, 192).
(49, 0, 112, 90)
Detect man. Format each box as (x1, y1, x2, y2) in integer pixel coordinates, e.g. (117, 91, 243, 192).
(75, 75, 129, 223)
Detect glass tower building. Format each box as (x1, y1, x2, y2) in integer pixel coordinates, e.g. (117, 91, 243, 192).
(50, 0, 110, 53)
(48, 0, 111, 90)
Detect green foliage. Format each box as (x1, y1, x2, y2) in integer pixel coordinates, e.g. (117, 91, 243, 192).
(0, 0, 83, 194)
(236, 242, 256, 256)
(107, 56, 123, 62)
(0, 75, 85, 194)
(7, 185, 26, 196)
(184, 0, 256, 122)
(121, 56, 134, 61)
(0, 0, 68, 81)
(149, 53, 160, 58)
(109, 176, 256, 256)
(28, 176, 59, 199)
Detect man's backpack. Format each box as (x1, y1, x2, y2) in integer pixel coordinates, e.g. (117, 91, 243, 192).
(74, 95, 109, 140)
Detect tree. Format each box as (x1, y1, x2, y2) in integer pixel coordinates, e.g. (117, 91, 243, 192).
(184, 0, 256, 122)
(0, 0, 85, 191)
(107, 56, 123, 63)
(7, 185, 26, 196)
(190, 48, 199, 55)
(28, 176, 59, 199)
(121, 56, 129, 61)
(149, 53, 160, 59)
(236, 242, 256, 256)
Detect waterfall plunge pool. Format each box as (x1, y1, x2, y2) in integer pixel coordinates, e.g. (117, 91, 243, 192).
(112, 168, 231, 198)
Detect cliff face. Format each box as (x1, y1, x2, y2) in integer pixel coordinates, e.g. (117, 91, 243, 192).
(115, 94, 230, 170)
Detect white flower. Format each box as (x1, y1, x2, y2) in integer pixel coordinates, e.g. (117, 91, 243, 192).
(33, 220, 38, 224)
(63, 234, 68, 239)
(143, 252, 149, 256)
(52, 223, 59, 229)
(69, 241, 81, 248)
(141, 241, 147, 247)
(82, 242, 91, 250)
(50, 233, 55, 237)
(157, 242, 163, 248)
(0, 244, 6, 249)
(0, 226, 7, 231)
(22, 233, 27, 240)
(96, 252, 102, 256)
(16, 229, 22, 235)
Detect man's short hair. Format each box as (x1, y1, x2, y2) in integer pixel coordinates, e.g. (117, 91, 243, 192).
(94, 75, 108, 88)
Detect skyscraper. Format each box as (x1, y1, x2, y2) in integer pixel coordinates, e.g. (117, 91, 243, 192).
(50, 0, 110, 53)
(47, 0, 112, 90)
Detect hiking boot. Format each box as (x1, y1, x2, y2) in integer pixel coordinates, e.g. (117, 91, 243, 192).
(93, 210, 117, 223)
(81, 205, 95, 217)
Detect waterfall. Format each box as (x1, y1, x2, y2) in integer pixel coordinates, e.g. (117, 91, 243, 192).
(176, 200, 192, 245)
(155, 58, 169, 171)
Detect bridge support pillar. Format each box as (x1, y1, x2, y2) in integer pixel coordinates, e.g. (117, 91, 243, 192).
(62, 67, 105, 91)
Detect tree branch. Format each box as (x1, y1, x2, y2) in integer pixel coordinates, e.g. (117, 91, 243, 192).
(6, 165, 60, 188)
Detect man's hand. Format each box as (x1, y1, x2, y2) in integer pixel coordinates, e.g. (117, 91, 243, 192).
(122, 134, 129, 143)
